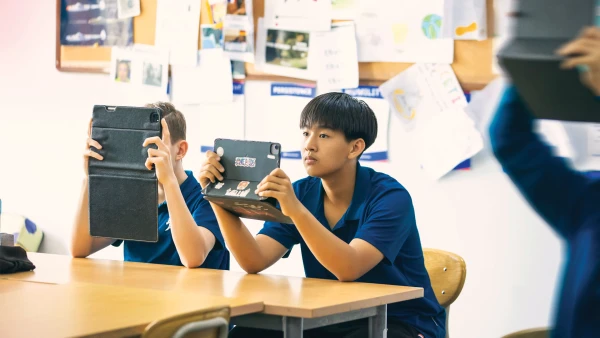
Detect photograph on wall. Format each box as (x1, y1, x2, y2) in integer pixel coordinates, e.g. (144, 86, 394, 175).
(114, 59, 131, 82)
(265, 29, 310, 70)
(142, 62, 163, 87)
(201, 24, 224, 49)
(222, 0, 254, 62)
(255, 19, 316, 80)
(61, 0, 133, 46)
(224, 28, 249, 52)
(226, 0, 248, 16)
(208, 0, 228, 24)
(232, 61, 246, 80)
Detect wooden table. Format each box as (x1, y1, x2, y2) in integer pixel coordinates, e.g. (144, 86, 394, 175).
(4, 253, 423, 338)
(0, 279, 262, 338)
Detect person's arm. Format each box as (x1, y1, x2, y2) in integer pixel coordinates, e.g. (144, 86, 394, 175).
(162, 179, 216, 268)
(210, 203, 289, 273)
(489, 86, 592, 237)
(70, 120, 115, 258)
(289, 207, 386, 282)
(197, 150, 290, 273)
(257, 169, 405, 282)
(144, 119, 216, 268)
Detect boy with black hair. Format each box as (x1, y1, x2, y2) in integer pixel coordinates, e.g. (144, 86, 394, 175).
(199, 92, 445, 337)
(71, 102, 229, 270)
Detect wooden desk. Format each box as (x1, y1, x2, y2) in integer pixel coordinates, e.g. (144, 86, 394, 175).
(6, 253, 423, 338)
(0, 279, 261, 338)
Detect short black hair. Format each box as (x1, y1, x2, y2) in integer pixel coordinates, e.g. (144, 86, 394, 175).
(299, 92, 378, 152)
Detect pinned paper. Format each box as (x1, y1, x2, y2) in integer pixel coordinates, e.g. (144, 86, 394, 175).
(379, 64, 468, 127)
(117, 0, 141, 19)
(442, 0, 487, 40)
(264, 0, 332, 31)
(332, 0, 359, 20)
(110, 45, 170, 102)
(155, 0, 201, 66)
(314, 22, 359, 90)
(355, 0, 453, 63)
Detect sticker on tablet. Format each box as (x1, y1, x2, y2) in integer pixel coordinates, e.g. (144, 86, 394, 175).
(237, 181, 250, 190)
(235, 157, 256, 168)
(214, 182, 225, 189)
(225, 188, 250, 197)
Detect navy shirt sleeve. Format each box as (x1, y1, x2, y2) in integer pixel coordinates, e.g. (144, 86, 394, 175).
(192, 197, 226, 250)
(258, 221, 301, 257)
(489, 85, 593, 238)
(354, 187, 415, 264)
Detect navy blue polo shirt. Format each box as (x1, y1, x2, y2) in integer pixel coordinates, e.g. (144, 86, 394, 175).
(113, 171, 229, 270)
(258, 164, 446, 338)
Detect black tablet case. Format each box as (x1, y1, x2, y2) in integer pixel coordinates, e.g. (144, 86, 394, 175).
(203, 139, 293, 224)
(497, 0, 600, 123)
(88, 105, 162, 242)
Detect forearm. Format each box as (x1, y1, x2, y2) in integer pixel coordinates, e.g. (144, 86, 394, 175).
(163, 180, 212, 268)
(70, 178, 114, 257)
(291, 207, 359, 282)
(210, 203, 269, 273)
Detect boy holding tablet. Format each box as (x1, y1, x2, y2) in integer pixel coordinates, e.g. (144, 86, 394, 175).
(199, 93, 445, 337)
(71, 102, 229, 270)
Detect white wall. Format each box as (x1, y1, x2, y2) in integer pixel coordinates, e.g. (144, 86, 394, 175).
(0, 2, 575, 338)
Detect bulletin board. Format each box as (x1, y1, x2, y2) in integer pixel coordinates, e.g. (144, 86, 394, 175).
(56, 0, 497, 91)
(246, 0, 497, 92)
(55, 0, 211, 73)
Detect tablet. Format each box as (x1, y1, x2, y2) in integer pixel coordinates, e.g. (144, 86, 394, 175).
(203, 139, 293, 224)
(88, 105, 162, 242)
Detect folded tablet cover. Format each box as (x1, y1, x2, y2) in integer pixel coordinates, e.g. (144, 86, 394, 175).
(497, 0, 600, 123)
(203, 139, 293, 224)
(88, 105, 161, 242)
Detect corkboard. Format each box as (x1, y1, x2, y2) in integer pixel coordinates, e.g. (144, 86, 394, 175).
(55, 0, 210, 73)
(246, 0, 497, 91)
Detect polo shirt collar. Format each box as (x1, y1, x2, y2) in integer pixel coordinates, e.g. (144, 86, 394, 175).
(304, 163, 371, 229)
(345, 163, 371, 221)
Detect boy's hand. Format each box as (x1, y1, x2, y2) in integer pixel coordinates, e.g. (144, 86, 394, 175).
(84, 118, 104, 176)
(143, 119, 176, 186)
(557, 26, 600, 95)
(256, 168, 303, 218)
(198, 150, 224, 190)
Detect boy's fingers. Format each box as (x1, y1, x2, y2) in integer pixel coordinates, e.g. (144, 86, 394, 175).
(208, 157, 225, 172)
(201, 164, 223, 181)
(87, 138, 102, 150)
(85, 150, 104, 161)
(161, 119, 171, 145)
(143, 136, 168, 152)
(87, 118, 93, 137)
(206, 150, 221, 161)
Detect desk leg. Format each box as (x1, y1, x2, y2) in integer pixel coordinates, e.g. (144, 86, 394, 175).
(369, 305, 387, 338)
(282, 316, 303, 338)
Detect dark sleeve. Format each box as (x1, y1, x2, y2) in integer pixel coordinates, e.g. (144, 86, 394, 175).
(192, 198, 226, 250)
(258, 221, 301, 258)
(489, 85, 593, 237)
(354, 188, 415, 264)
